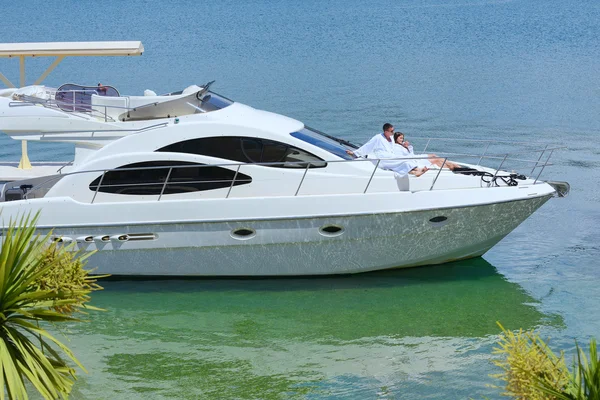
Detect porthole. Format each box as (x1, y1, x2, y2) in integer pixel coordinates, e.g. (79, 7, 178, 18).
(429, 216, 447, 223)
(429, 216, 449, 228)
(319, 224, 345, 237)
(230, 228, 256, 240)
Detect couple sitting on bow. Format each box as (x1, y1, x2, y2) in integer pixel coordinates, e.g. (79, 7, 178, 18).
(346, 123, 459, 177)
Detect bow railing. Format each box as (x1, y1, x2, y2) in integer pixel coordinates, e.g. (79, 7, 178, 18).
(12, 142, 563, 203)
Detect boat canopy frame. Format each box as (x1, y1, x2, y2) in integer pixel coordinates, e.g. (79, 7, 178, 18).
(0, 41, 144, 169)
(0, 41, 143, 88)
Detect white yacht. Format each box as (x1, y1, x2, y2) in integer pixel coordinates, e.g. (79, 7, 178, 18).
(0, 41, 569, 276)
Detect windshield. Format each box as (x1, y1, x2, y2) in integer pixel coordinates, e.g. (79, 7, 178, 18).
(290, 127, 358, 160)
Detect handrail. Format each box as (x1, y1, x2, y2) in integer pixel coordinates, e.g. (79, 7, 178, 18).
(490, 154, 509, 188)
(18, 153, 554, 203)
(364, 159, 381, 194)
(57, 160, 73, 173)
(433, 146, 565, 158)
(429, 158, 447, 191)
(422, 138, 432, 153)
(11, 94, 119, 122)
(412, 136, 557, 146)
(531, 144, 549, 175)
(37, 122, 169, 135)
(91, 171, 105, 204)
(16, 137, 564, 201)
(477, 142, 490, 166)
(158, 167, 173, 201)
(226, 165, 241, 199)
(295, 162, 311, 196)
(20, 151, 553, 182)
(10, 91, 189, 113)
(534, 149, 554, 184)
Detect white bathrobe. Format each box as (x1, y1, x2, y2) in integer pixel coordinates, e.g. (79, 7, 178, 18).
(392, 142, 432, 169)
(354, 133, 418, 177)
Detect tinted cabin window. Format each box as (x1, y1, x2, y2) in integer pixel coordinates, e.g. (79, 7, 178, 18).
(157, 137, 326, 168)
(89, 161, 251, 195)
(290, 127, 357, 160)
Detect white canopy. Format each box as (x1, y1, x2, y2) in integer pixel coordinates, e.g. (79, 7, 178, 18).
(0, 41, 144, 89)
(0, 41, 144, 58)
(0, 41, 144, 170)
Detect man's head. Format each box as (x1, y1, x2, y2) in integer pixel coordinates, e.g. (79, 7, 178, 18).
(383, 123, 394, 137)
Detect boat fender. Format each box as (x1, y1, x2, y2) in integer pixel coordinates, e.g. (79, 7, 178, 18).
(110, 234, 129, 242)
(52, 236, 73, 243)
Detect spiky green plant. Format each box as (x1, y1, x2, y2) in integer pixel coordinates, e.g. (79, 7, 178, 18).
(0, 214, 101, 399)
(533, 339, 600, 400)
(34, 243, 103, 316)
(491, 322, 570, 399)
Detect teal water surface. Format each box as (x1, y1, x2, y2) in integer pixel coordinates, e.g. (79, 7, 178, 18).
(1, 0, 599, 398)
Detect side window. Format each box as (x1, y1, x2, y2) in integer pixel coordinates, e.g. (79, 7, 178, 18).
(290, 128, 356, 160)
(161, 137, 247, 162)
(157, 137, 326, 168)
(261, 141, 288, 163)
(240, 138, 263, 163)
(88, 161, 252, 195)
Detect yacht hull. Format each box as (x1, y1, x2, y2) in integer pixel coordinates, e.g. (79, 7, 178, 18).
(39, 194, 551, 276)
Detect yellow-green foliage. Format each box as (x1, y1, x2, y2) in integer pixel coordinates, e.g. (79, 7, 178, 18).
(34, 243, 104, 315)
(534, 339, 600, 400)
(0, 214, 104, 399)
(491, 323, 570, 399)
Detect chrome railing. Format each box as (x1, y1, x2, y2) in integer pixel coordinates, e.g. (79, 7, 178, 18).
(9, 88, 208, 122)
(417, 136, 557, 169)
(10, 90, 149, 122)
(18, 143, 563, 203)
(11, 90, 121, 122)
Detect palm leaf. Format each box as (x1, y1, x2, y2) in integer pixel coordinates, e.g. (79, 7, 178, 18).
(0, 213, 104, 398)
(530, 339, 600, 399)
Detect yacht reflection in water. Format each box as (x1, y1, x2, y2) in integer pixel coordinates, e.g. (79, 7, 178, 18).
(71, 258, 562, 399)
(93, 257, 558, 340)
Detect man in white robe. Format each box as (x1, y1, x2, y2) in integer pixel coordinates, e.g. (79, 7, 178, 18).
(346, 123, 428, 177)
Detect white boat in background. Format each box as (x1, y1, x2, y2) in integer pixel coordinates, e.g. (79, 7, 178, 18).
(0, 41, 569, 276)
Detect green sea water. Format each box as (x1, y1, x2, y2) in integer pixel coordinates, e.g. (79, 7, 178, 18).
(63, 259, 557, 399)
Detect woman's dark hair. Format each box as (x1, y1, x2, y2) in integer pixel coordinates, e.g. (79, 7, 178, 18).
(393, 132, 404, 143)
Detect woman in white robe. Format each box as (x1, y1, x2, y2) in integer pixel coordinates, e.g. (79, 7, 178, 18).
(393, 132, 460, 170)
(348, 132, 428, 177)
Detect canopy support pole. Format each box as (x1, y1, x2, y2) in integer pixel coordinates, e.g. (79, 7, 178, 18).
(18, 141, 31, 169)
(18, 56, 32, 169)
(0, 71, 15, 88)
(34, 56, 65, 85)
(19, 56, 25, 87)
